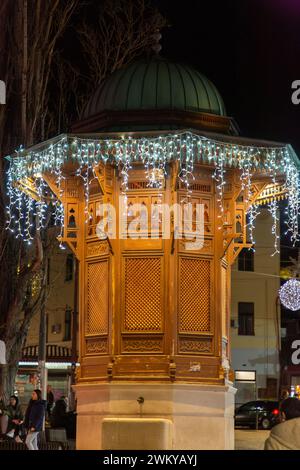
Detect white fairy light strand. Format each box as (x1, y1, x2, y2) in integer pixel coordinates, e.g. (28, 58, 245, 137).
(283, 148, 300, 245)
(5, 131, 300, 248)
(266, 150, 280, 256)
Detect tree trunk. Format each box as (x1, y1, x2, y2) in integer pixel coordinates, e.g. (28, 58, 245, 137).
(21, 0, 28, 144)
(1, 364, 17, 402)
(37, 261, 48, 401)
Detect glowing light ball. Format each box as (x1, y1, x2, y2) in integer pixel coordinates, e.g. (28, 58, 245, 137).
(279, 279, 300, 311)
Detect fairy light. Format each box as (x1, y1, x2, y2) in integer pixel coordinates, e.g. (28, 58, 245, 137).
(265, 150, 279, 255)
(5, 132, 300, 252)
(24, 195, 34, 244)
(268, 199, 280, 256)
(212, 143, 226, 228)
(283, 148, 300, 245)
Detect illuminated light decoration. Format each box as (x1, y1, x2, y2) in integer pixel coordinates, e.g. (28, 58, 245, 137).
(238, 147, 261, 248)
(268, 199, 280, 256)
(267, 150, 280, 256)
(144, 137, 167, 190)
(178, 134, 195, 205)
(212, 143, 226, 229)
(279, 278, 300, 311)
(283, 148, 300, 245)
(5, 131, 300, 251)
(246, 203, 260, 251)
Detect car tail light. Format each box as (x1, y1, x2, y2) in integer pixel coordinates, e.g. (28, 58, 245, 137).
(272, 409, 279, 415)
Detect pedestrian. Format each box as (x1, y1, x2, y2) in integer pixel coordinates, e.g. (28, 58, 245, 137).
(5, 395, 24, 442)
(24, 389, 46, 450)
(280, 390, 289, 401)
(50, 395, 76, 438)
(50, 396, 68, 429)
(46, 385, 54, 421)
(279, 389, 290, 420)
(264, 397, 300, 450)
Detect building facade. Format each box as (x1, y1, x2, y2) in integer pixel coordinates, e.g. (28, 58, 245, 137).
(231, 209, 280, 406)
(16, 244, 76, 406)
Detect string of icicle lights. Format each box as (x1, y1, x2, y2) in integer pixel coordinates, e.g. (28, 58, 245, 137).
(6, 131, 300, 250)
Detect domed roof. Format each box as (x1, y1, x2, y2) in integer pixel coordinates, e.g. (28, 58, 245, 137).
(81, 57, 226, 120)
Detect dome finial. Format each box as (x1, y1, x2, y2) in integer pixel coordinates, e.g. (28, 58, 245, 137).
(151, 29, 162, 55)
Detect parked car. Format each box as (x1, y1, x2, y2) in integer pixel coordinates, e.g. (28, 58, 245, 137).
(235, 400, 280, 429)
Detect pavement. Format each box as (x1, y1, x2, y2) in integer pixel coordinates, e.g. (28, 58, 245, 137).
(235, 429, 270, 450)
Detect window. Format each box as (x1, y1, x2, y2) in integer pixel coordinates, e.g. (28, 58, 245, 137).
(64, 307, 72, 341)
(238, 248, 254, 271)
(65, 254, 73, 281)
(238, 302, 254, 336)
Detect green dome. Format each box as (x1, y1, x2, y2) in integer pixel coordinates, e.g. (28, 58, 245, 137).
(81, 57, 226, 120)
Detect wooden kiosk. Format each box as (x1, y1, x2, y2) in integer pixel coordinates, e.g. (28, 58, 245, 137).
(8, 57, 300, 449)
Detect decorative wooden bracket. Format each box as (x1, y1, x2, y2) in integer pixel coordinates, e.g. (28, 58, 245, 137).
(105, 236, 114, 255)
(42, 172, 61, 200)
(15, 179, 40, 202)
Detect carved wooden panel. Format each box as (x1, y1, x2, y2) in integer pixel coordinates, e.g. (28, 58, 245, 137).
(89, 178, 101, 196)
(86, 241, 108, 257)
(123, 257, 163, 332)
(121, 195, 164, 238)
(85, 337, 108, 355)
(179, 337, 212, 354)
(179, 181, 212, 192)
(179, 238, 213, 254)
(86, 260, 109, 335)
(122, 337, 163, 353)
(177, 195, 213, 237)
(178, 257, 211, 333)
(66, 178, 79, 198)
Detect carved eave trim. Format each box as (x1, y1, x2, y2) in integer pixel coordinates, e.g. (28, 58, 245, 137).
(254, 182, 288, 205)
(71, 109, 236, 135)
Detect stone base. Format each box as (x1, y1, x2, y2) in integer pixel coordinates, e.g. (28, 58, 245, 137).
(102, 418, 173, 450)
(73, 382, 236, 450)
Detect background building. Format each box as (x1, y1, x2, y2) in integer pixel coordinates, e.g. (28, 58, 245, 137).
(231, 209, 281, 406)
(16, 244, 77, 406)
(279, 229, 300, 398)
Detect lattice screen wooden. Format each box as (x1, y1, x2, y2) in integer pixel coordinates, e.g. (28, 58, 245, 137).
(86, 261, 109, 335)
(124, 257, 162, 331)
(179, 257, 211, 332)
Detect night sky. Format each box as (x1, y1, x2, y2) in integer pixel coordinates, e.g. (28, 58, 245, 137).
(155, 0, 300, 153)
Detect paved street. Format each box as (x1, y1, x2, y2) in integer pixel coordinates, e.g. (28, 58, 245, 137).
(235, 430, 270, 450)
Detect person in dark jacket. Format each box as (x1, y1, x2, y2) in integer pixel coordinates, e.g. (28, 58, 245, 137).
(50, 396, 67, 429)
(50, 396, 76, 438)
(5, 395, 24, 441)
(24, 389, 46, 450)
